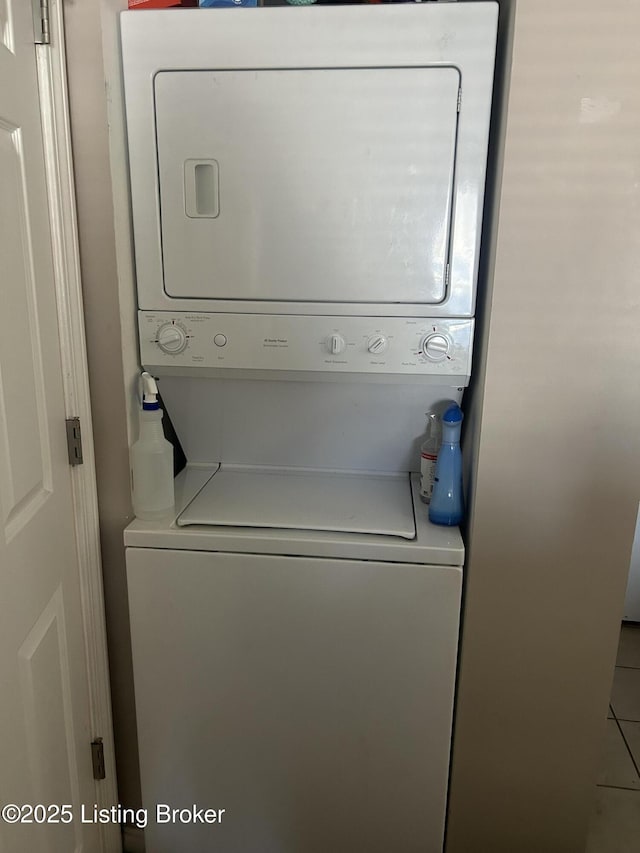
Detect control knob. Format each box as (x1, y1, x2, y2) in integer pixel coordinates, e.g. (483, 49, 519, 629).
(367, 335, 388, 355)
(156, 323, 188, 354)
(421, 333, 450, 362)
(325, 334, 346, 355)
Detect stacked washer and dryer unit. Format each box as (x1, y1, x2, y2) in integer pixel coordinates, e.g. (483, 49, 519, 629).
(121, 5, 497, 852)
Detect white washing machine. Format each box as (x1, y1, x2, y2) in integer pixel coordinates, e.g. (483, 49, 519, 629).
(125, 466, 464, 853)
(120, 5, 497, 851)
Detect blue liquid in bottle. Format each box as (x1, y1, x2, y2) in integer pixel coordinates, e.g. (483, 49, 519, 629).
(429, 404, 464, 527)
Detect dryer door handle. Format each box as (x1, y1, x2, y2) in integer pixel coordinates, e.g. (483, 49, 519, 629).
(184, 159, 220, 218)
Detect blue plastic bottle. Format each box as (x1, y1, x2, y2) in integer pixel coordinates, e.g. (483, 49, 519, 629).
(429, 404, 464, 526)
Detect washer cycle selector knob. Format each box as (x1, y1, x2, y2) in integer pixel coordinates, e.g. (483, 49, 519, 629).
(367, 335, 388, 355)
(326, 334, 346, 355)
(156, 323, 187, 354)
(421, 333, 450, 361)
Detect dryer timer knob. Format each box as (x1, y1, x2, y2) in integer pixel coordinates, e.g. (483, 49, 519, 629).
(157, 323, 187, 354)
(422, 333, 450, 361)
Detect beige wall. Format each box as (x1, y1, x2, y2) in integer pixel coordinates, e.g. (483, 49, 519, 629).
(448, 1, 640, 851)
(63, 0, 640, 848)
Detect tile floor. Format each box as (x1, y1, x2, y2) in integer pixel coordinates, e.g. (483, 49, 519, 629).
(586, 624, 640, 852)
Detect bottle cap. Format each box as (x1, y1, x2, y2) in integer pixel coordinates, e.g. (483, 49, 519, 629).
(442, 404, 463, 425)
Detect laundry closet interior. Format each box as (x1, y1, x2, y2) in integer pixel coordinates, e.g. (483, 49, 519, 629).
(106, 2, 495, 850)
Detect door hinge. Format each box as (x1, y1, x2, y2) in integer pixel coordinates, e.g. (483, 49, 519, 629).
(457, 88, 462, 113)
(91, 738, 106, 781)
(65, 418, 83, 466)
(32, 0, 50, 45)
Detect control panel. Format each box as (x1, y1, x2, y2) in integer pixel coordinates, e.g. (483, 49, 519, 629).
(139, 313, 473, 380)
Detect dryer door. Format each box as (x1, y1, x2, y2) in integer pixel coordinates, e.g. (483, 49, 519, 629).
(154, 66, 460, 305)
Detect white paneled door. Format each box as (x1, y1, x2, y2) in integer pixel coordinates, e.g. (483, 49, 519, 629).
(0, 2, 107, 852)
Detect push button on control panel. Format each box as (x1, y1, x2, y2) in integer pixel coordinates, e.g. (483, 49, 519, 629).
(213, 334, 227, 347)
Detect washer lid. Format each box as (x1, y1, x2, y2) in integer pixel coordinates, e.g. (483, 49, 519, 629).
(177, 465, 416, 539)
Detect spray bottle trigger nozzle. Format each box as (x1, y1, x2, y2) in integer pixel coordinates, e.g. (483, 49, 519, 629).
(141, 371, 160, 410)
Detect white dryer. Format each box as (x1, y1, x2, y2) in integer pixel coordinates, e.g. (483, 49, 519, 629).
(121, 2, 498, 369)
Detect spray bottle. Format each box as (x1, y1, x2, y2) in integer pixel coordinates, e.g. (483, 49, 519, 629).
(429, 403, 464, 527)
(419, 412, 442, 504)
(131, 372, 175, 521)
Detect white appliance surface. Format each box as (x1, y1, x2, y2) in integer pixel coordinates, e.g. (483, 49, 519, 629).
(126, 466, 463, 853)
(155, 376, 463, 472)
(156, 66, 459, 305)
(127, 547, 461, 853)
(121, 3, 498, 317)
(121, 5, 494, 850)
(177, 465, 416, 539)
(139, 313, 474, 382)
(125, 466, 464, 567)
